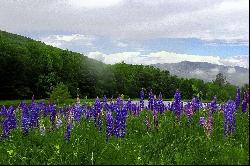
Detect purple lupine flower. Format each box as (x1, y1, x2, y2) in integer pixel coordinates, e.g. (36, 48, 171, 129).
(97, 112, 102, 132)
(210, 96, 217, 113)
(241, 91, 249, 113)
(103, 95, 110, 111)
(83, 106, 89, 119)
(62, 106, 70, 121)
(0, 106, 7, 117)
(245, 90, 249, 104)
(114, 107, 122, 138)
(64, 123, 73, 142)
(113, 104, 127, 139)
(7, 106, 16, 130)
(73, 104, 82, 123)
(38, 100, 46, 109)
(223, 100, 236, 136)
(80, 103, 87, 119)
(20, 102, 30, 135)
(1, 106, 16, 138)
(140, 88, 144, 110)
(199, 117, 205, 126)
(127, 98, 132, 114)
(29, 102, 39, 128)
(94, 97, 102, 131)
(184, 102, 193, 121)
(173, 89, 182, 119)
(38, 100, 46, 118)
(148, 89, 154, 111)
(116, 96, 123, 109)
(49, 104, 57, 128)
(94, 97, 102, 114)
(235, 87, 241, 109)
(43, 104, 51, 117)
(158, 92, 164, 114)
(120, 105, 128, 139)
(131, 103, 136, 116)
(153, 95, 158, 112)
(191, 96, 200, 112)
(242, 97, 247, 113)
(2, 118, 10, 138)
(103, 95, 108, 103)
(109, 101, 116, 113)
(106, 110, 113, 142)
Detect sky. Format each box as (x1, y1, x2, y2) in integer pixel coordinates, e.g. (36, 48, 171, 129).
(0, 0, 249, 68)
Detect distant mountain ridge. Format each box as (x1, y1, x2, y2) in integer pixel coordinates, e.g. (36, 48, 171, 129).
(152, 61, 249, 86)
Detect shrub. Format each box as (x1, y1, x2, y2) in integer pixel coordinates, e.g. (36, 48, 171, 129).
(49, 82, 71, 105)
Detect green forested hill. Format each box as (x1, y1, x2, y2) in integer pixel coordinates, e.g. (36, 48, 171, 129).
(0, 30, 244, 101)
(0, 30, 106, 99)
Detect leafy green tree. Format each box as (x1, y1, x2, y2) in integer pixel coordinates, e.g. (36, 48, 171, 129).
(214, 73, 226, 87)
(49, 82, 71, 105)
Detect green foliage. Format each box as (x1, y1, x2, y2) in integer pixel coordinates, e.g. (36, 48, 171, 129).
(49, 82, 71, 105)
(214, 73, 226, 87)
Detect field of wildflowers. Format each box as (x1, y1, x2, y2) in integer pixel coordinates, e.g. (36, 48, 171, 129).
(0, 88, 249, 165)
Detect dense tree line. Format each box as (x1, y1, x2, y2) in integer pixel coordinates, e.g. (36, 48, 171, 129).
(0, 30, 248, 101)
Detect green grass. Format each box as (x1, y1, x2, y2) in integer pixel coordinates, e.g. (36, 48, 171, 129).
(0, 98, 96, 107)
(0, 107, 249, 165)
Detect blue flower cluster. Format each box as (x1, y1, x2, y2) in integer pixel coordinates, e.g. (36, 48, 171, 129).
(242, 91, 249, 113)
(1, 88, 249, 142)
(223, 100, 236, 136)
(191, 96, 201, 112)
(1, 106, 16, 138)
(184, 102, 193, 121)
(148, 89, 154, 111)
(140, 88, 144, 110)
(157, 92, 164, 114)
(114, 104, 128, 139)
(172, 89, 182, 119)
(235, 87, 241, 109)
(209, 96, 217, 113)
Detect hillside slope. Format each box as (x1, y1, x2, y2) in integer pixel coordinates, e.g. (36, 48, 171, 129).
(0, 30, 107, 99)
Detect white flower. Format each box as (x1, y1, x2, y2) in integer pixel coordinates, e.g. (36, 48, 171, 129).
(40, 125, 46, 136)
(56, 119, 63, 129)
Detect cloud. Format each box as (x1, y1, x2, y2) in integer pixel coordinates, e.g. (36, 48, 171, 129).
(227, 67, 236, 74)
(40, 34, 95, 48)
(219, 55, 249, 69)
(86, 51, 249, 68)
(210, 68, 220, 74)
(0, 0, 248, 43)
(87, 51, 105, 61)
(64, 0, 122, 9)
(116, 42, 128, 47)
(192, 69, 205, 75)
